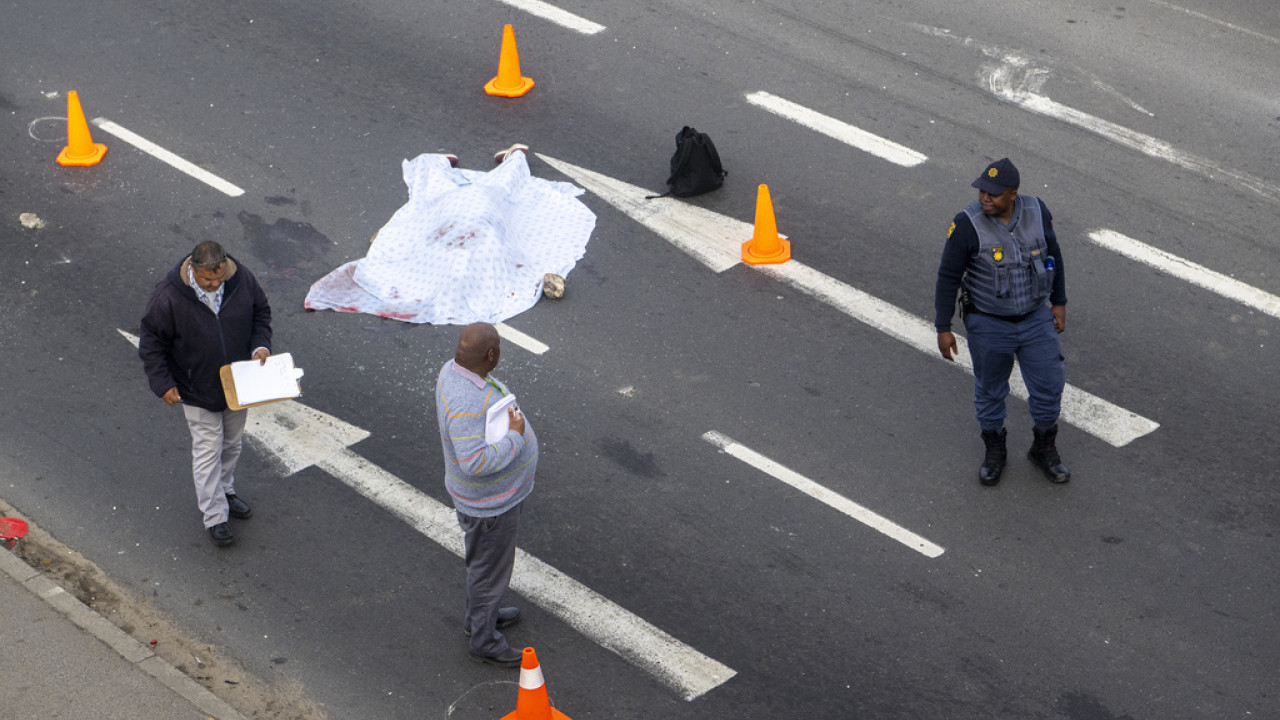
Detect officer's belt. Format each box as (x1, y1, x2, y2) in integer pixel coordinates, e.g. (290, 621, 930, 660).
(965, 306, 1037, 324)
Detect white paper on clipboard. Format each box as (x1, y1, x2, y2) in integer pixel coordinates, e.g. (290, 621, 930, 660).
(228, 352, 303, 405)
(484, 394, 518, 445)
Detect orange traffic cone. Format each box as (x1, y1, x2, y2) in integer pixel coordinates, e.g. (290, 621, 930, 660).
(485, 24, 535, 98)
(741, 184, 791, 264)
(56, 91, 108, 167)
(500, 647, 572, 720)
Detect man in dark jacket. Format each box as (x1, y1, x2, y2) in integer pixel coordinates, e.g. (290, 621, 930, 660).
(140, 241, 272, 546)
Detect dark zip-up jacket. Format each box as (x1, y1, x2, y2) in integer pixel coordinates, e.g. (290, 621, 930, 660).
(139, 255, 272, 412)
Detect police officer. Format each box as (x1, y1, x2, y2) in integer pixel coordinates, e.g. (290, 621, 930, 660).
(934, 158, 1070, 485)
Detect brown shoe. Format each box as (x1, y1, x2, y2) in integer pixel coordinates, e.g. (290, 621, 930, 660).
(493, 144, 529, 164)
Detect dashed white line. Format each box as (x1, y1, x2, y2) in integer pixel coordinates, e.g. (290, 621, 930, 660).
(496, 322, 550, 354)
(1087, 229, 1280, 319)
(493, 0, 606, 34)
(538, 154, 1160, 448)
(91, 119, 245, 197)
(703, 431, 945, 558)
(745, 91, 928, 167)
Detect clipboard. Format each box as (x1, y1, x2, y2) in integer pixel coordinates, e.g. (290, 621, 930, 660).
(220, 352, 305, 410)
(484, 394, 519, 444)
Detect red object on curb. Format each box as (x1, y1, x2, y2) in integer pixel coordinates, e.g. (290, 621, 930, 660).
(0, 517, 28, 541)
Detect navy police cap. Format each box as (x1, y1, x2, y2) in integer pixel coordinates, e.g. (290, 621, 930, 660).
(972, 158, 1020, 195)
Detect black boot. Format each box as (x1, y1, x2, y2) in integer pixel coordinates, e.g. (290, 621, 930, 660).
(979, 428, 1007, 486)
(1028, 425, 1071, 483)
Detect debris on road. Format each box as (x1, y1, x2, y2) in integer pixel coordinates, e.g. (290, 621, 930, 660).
(543, 273, 565, 299)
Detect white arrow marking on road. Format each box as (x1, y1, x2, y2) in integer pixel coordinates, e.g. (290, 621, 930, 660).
(91, 119, 246, 197)
(745, 91, 928, 167)
(1087, 230, 1280, 319)
(536, 154, 1160, 447)
(493, 0, 606, 34)
(704, 431, 945, 558)
(119, 330, 733, 700)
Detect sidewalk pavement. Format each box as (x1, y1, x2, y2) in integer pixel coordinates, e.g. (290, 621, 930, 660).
(0, 543, 244, 720)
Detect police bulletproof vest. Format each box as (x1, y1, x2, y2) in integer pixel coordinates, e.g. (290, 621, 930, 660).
(962, 196, 1054, 317)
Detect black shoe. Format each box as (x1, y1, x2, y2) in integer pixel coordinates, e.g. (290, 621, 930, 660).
(208, 522, 235, 546)
(463, 607, 521, 637)
(1028, 425, 1071, 483)
(226, 494, 252, 520)
(469, 646, 523, 668)
(979, 428, 1007, 486)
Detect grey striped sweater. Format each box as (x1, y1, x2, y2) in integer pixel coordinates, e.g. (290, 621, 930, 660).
(434, 360, 537, 517)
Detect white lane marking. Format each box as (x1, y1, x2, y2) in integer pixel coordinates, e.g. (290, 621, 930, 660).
(757, 261, 1159, 447)
(258, 403, 734, 701)
(1143, 0, 1280, 47)
(538, 155, 1160, 447)
(493, 0, 606, 34)
(974, 52, 1280, 205)
(119, 329, 734, 699)
(536, 153, 742, 273)
(745, 91, 927, 167)
(91, 119, 246, 197)
(1087, 229, 1280, 319)
(703, 431, 945, 558)
(496, 322, 550, 354)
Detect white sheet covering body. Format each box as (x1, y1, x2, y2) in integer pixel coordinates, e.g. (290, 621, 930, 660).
(304, 152, 596, 324)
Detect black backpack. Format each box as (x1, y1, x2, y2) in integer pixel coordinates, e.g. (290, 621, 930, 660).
(647, 126, 726, 199)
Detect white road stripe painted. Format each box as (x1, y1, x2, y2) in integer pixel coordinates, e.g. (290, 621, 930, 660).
(496, 322, 550, 354)
(977, 55, 1280, 205)
(756, 261, 1159, 447)
(538, 155, 1160, 447)
(537, 153, 743, 273)
(91, 119, 245, 197)
(493, 0, 606, 34)
(1087, 229, 1280, 319)
(1144, 0, 1280, 47)
(119, 330, 735, 699)
(745, 91, 927, 167)
(703, 431, 945, 558)
(267, 406, 735, 701)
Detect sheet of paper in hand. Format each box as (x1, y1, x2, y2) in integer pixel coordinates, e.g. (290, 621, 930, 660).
(220, 353, 305, 410)
(485, 394, 519, 445)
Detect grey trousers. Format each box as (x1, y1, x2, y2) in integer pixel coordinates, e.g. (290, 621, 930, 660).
(182, 404, 248, 528)
(458, 501, 522, 656)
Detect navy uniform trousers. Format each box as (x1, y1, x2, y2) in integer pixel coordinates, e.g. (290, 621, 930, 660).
(964, 304, 1065, 432)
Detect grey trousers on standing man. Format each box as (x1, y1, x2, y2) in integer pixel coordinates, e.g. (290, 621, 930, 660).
(183, 404, 248, 528)
(458, 502, 523, 657)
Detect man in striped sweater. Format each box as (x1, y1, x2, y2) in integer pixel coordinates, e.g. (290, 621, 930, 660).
(435, 322, 538, 667)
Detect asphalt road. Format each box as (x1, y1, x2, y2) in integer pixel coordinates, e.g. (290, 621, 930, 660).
(2, 0, 1278, 718)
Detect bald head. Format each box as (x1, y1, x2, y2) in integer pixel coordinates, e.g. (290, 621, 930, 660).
(455, 322, 501, 376)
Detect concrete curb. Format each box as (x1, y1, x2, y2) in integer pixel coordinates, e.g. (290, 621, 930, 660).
(0, 535, 246, 720)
